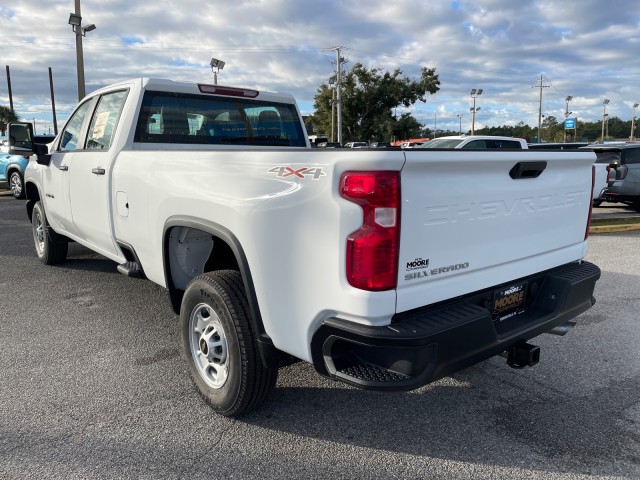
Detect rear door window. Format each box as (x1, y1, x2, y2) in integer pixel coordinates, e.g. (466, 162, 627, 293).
(85, 90, 128, 150)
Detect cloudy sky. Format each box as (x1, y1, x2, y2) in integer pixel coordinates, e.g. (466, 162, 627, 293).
(1, 0, 639, 135)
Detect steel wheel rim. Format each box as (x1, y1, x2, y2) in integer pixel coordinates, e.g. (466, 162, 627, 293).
(10, 173, 22, 197)
(189, 302, 229, 389)
(33, 209, 45, 255)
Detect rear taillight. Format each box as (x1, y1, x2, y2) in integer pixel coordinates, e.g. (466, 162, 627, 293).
(340, 171, 400, 291)
(585, 165, 595, 240)
(606, 166, 611, 183)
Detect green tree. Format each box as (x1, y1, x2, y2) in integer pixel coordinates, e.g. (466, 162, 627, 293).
(541, 115, 562, 142)
(312, 63, 440, 143)
(0, 105, 19, 136)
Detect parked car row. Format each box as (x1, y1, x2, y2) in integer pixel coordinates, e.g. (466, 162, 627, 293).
(315, 141, 394, 148)
(0, 135, 55, 199)
(580, 142, 640, 211)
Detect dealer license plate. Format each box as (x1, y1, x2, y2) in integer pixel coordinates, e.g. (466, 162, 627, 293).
(492, 281, 527, 321)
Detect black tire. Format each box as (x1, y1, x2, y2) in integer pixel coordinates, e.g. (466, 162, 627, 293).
(31, 201, 68, 265)
(592, 199, 603, 207)
(9, 171, 25, 199)
(180, 270, 277, 416)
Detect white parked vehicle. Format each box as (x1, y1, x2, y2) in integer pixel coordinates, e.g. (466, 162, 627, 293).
(344, 141, 368, 148)
(10, 78, 600, 416)
(420, 135, 528, 149)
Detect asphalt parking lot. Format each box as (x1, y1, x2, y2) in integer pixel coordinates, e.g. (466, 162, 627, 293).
(1, 194, 639, 480)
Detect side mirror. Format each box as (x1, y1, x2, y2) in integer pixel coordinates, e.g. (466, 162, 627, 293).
(33, 143, 52, 166)
(7, 122, 34, 155)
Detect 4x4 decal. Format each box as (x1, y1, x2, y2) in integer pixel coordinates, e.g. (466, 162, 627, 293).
(268, 166, 326, 180)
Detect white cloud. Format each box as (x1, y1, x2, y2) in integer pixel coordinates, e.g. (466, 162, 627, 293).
(1, 0, 638, 134)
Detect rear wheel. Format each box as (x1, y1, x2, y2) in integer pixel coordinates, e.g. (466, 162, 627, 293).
(9, 171, 25, 199)
(32, 201, 68, 265)
(180, 270, 277, 416)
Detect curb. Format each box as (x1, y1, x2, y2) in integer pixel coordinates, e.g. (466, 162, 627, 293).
(590, 223, 640, 234)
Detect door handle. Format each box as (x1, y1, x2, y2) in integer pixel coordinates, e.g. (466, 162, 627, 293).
(509, 161, 547, 179)
(91, 167, 106, 175)
(58, 165, 69, 171)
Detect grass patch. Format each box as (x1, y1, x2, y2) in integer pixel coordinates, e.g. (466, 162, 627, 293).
(591, 216, 640, 226)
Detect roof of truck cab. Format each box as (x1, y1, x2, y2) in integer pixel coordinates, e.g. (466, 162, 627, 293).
(86, 78, 297, 104)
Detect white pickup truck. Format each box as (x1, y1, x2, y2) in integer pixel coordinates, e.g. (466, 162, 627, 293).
(9, 78, 601, 417)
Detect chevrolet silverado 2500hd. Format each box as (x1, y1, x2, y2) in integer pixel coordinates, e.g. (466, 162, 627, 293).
(9, 78, 601, 417)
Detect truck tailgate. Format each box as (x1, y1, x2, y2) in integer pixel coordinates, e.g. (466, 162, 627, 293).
(396, 150, 596, 313)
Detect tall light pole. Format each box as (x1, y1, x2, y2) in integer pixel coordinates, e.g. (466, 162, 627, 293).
(456, 114, 463, 135)
(68, 0, 96, 101)
(630, 103, 639, 142)
(564, 95, 573, 143)
(601, 99, 610, 142)
(210, 58, 225, 85)
(470, 89, 482, 135)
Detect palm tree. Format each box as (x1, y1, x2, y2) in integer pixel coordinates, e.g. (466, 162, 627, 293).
(0, 105, 19, 136)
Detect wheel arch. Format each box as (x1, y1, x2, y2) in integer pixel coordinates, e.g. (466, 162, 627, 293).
(6, 164, 24, 176)
(24, 181, 41, 220)
(162, 217, 284, 368)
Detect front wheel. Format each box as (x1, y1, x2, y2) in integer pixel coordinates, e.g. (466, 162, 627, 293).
(31, 201, 68, 265)
(180, 270, 277, 416)
(592, 199, 603, 207)
(9, 171, 25, 199)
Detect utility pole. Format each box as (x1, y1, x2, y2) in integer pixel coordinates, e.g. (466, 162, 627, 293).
(533, 74, 551, 143)
(630, 103, 638, 142)
(73, 0, 85, 100)
(457, 114, 463, 135)
(601, 99, 610, 142)
(68, 0, 96, 101)
(434, 113, 437, 139)
(49, 67, 58, 134)
(6, 65, 14, 113)
(331, 86, 335, 142)
(470, 89, 482, 135)
(328, 46, 347, 145)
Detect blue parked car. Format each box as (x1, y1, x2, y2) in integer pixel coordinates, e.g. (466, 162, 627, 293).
(0, 135, 54, 199)
(0, 152, 31, 199)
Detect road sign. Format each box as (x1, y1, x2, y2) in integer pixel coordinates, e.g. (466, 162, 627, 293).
(565, 118, 576, 129)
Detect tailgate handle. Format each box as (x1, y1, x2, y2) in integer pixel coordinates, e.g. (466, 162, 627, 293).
(509, 161, 547, 179)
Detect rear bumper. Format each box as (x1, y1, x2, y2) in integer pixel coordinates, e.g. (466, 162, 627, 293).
(603, 189, 639, 203)
(311, 261, 600, 391)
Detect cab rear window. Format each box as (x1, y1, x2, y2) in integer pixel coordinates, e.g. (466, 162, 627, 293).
(134, 91, 306, 147)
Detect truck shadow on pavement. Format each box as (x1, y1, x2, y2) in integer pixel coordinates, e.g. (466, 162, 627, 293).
(244, 363, 640, 476)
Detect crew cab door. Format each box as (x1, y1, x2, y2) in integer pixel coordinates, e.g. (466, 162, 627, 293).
(46, 90, 127, 257)
(42, 100, 95, 236)
(65, 90, 128, 257)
